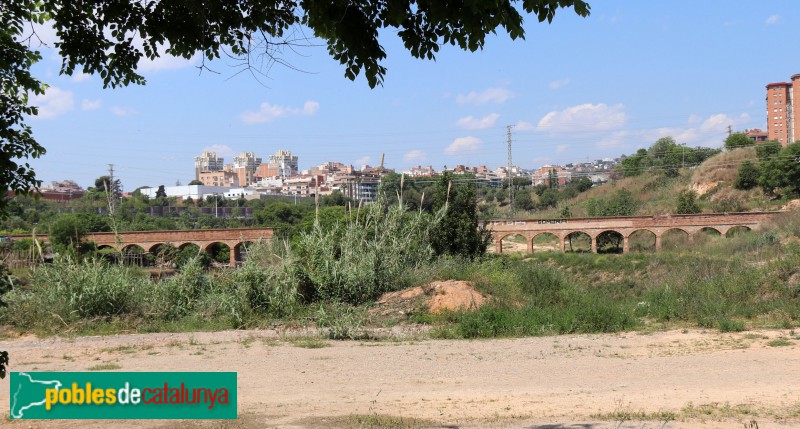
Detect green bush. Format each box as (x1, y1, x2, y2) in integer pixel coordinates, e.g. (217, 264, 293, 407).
(148, 256, 211, 320)
(1, 258, 146, 330)
(235, 243, 301, 317)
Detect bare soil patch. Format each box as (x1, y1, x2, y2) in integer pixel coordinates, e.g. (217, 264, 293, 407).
(370, 280, 486, 318)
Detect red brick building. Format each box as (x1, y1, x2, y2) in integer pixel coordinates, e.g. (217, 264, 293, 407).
(766, 74, 800, 146)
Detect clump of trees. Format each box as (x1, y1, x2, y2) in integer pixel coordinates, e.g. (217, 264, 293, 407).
(733, 141, 800, 199)
(724, 133, 755, 151)
(620, 137, 721, 178)
(585, 189, 638, 217)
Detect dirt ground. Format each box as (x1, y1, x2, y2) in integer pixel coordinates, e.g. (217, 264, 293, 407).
(2, 328, 800, 428)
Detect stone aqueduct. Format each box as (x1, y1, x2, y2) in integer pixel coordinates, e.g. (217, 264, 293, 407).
(12, 212, 782, 263)
(84, 228, 275, 265)
(485, 212, 780, 254)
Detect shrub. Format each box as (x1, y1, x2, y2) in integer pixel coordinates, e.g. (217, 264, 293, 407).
(235, 243, 301, 317)
(149, 256, 211, 320)
(316, 302, 366, 340)
(734, 161, 759, 190)
(1, 258, 146, 330)
(676, 190, 701, 214)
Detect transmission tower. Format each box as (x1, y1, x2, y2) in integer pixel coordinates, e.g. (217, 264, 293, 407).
(107, 163, 116, 213)
(507, 125, 514, 217)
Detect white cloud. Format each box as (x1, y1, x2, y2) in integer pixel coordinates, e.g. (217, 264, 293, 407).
(597, 113, 748, 150)
(515, 120, 536, 131)
(597, 130, 632, 149)
(202, 144, 236, 158)
(456, 87, 514, 106)
(537, 103, 627, 133)
(240, 100, 320, 124)
(555, 144, 569, 153)
(404, 150, 427, 162)
(31, 87, 74, 119)
(445, 136, 482, 155)
(110, 106, 137, 116)
(548, 78, 571, 90)
(354, 156, 370, 166)
(456, 113, 500, 130)
(765, 14, 781, 25)
(138, 54, 199, 72)
(81, 99, 102, 111)
(72, 72, 91, 83)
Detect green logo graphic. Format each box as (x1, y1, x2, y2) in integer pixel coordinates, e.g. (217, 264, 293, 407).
(10, 372, 237, 419)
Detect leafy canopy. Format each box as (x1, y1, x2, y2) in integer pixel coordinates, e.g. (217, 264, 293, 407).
(1, 0, 590, 215)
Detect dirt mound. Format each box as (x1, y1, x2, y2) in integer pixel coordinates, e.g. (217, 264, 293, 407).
(781, 199, 800, 211)
(371, 280, 487, 316)
(690, 181, 719, 197)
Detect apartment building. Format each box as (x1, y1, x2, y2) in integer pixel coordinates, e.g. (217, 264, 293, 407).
(532, 165, 571, 187)
(268, 150, 299, 178)
(766, 74, 800, 146)
(194, 151, 224, 180)
(198, 169, 239, 187)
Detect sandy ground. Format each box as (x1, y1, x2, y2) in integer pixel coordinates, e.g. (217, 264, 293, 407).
(2, 328, 800, 428)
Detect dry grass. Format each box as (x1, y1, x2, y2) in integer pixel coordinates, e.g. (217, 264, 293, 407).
(692, 146, 756, 186)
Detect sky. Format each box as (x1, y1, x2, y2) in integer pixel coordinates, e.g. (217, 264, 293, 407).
(22, 1, 800, 190)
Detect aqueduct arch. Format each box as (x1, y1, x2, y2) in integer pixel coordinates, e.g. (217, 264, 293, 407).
(81, 228, 274, 265)
(486, 212, 778, 255)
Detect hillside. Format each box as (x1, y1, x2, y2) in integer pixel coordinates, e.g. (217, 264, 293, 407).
(525, 146, 784, 218)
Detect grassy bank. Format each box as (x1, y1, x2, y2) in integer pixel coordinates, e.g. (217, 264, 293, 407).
(2, 209, 800, 339)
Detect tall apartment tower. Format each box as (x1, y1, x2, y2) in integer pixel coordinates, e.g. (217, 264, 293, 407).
(766, 74, 800, 146)
(194, 151, 224, 180)
(232, 152, 262, 186)
(233, 152, 263, 172)
(268, 149, 299, 178)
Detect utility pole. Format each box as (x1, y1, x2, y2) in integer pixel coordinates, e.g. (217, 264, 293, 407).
(727, 125, 733, 137)
(681, 143, 686, 168)
(506, 125, 514, 217)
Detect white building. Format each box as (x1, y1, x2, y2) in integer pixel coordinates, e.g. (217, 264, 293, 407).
(142, 185, 231, 201)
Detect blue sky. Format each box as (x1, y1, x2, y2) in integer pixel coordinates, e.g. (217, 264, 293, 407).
(24, 1, 800, 190)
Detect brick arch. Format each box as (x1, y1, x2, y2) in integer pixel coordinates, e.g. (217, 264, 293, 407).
(626, 228, 656, 238)
(595, 230, 625, 254)
(563, 230, 593, 253)
(177, 242, 202, 250)
(97, 244, 118, 252)
(532, 232, 559, 241)
(724, 225, 752, 237)
(497, 232, 529, 242)
(626, 229, 657, 253)
(147, 243, 168, 253)
(564, 230, 592, 239)
(662, 227, 690, 236)
(122, 244, 145, 253)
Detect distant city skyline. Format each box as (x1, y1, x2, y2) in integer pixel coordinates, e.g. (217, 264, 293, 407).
(22, 1, 799, 189)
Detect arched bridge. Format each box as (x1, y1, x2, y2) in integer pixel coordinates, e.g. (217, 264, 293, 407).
(84, 227, 274, 265)
(485, 212, 781, 254)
